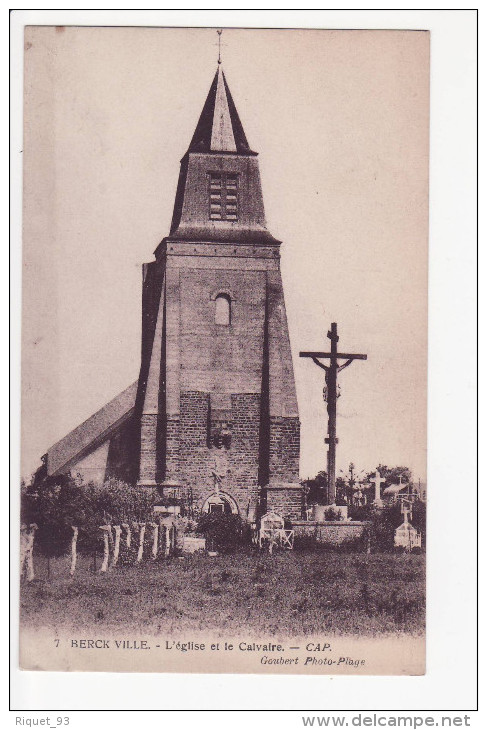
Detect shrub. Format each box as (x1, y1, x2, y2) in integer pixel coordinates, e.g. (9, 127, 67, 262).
(339, 535, 368, 553)
(324, 506, 343, 521)
(20, 475, 157, 556)
(347, 503, 373, 521)
(294, 536, 336, 552)
(176, 516, 199, 535)
(365, 503, 403, 552)
(196, 512, 243, 553)
(411, 500, 426, 546)
(91, 478, 156, 524)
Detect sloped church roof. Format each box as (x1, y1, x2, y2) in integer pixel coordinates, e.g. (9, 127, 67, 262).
(188, 66, 256, 155)
(46, 381, 138, 476)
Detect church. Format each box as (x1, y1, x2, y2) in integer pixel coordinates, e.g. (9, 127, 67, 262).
(41, 62, 302, 522)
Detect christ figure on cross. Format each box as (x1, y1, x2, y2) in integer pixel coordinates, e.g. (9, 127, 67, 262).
(300, 322, 367, 504)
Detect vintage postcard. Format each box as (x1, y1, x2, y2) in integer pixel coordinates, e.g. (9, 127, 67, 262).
(19, 26, 428, 675)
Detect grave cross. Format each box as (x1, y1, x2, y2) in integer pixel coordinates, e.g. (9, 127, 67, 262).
(300, 322, 367, 504)
(369, 470, 386, 506)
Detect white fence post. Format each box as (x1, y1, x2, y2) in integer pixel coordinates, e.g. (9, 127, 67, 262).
(99, 526, 110, 572)
(70, 526, 78, 576)
(111, 525, 122, 566)
(150, 523, 159, 560)
(20, 524, 28, 579)
(20, 523, 38, 582)
(137, 523, 146, 563)
(122, 523, 131, 548)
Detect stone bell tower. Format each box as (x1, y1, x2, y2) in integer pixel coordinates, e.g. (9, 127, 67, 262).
(135, 64, 301, 520)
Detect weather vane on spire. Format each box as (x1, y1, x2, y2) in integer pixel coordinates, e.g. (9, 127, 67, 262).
(217, 29, 223, 64)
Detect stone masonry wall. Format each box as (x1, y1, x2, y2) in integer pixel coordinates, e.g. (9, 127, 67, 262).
(139, 414, 158, 484)
(165, 415, 180, 483)
(176, 390, 262, 518)
(266, 487, 303, 521)
(292, 521, 366, 545)
(269, 416, 300, 484)
(178, 391, 210, 492)
(229, 393, 260, 491)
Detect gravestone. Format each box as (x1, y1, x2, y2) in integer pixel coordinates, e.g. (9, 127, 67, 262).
(182, 536, 206, 554)
(369, 470, 386, 507)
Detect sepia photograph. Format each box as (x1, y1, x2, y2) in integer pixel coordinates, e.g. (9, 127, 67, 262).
(19, 25, 429, 676)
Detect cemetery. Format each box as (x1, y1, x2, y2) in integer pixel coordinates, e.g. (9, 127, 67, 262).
(20, 465, 425, 638)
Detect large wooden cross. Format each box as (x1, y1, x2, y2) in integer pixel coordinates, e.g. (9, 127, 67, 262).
(300, 322, 367, 504)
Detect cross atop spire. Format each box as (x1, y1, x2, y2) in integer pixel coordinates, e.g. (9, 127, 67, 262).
(187, 66, 256, 155)
(217, 29, 222, 65)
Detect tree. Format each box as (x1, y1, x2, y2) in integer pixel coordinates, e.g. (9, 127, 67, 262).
(335, 476, 347, 505)
(367, 465, 412, 491)
(21, 473, 90, 556)
(301, 471, 328, 506)
(20, 475, 157, 556)
(337, 462, 367, 505)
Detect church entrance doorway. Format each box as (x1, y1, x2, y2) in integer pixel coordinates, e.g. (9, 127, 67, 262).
(202, 492, 239, 516)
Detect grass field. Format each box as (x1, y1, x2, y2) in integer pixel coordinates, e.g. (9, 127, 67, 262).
(20, 549, 425, 638)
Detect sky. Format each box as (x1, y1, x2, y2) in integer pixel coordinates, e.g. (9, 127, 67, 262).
(21, 26, 429, 483)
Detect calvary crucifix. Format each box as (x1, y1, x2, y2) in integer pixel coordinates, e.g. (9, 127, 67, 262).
(300, 322, 367, 504)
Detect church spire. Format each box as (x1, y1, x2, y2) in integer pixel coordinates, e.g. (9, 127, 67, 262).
(188, 66, 256, 155)
(168, 58, 278, 244)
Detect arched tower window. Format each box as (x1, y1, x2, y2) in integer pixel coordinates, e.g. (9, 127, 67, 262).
(215, 294, 231, 326)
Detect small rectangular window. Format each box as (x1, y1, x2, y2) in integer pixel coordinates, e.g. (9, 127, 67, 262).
(208, 172, 239, 221)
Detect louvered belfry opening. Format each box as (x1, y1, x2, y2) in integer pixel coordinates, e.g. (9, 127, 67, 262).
(209, 173, 239, 221)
